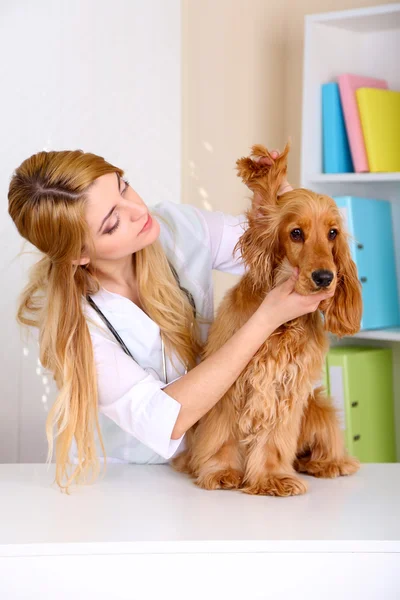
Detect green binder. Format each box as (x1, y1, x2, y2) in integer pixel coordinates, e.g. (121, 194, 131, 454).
(326, 346, 396, 463)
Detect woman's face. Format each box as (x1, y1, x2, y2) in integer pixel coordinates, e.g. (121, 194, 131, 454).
(82, 172, 160, 264)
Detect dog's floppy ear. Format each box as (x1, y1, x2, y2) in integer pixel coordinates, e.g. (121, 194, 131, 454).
(323, 232, 362, 337)
(236, 142, 290, 216)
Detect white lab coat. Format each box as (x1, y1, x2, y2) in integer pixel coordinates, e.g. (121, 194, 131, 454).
(71, 200, 247, 465)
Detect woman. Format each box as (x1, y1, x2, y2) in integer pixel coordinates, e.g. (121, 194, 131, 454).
(8, 148, 333, 492)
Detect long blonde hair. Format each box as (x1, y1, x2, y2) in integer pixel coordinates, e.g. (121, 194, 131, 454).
(8, 149, 203, 493)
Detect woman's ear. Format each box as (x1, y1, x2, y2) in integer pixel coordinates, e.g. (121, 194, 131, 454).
(323, 234, 362, 337)
(71, 242, 91, 266)
(72, 255, 90, 266)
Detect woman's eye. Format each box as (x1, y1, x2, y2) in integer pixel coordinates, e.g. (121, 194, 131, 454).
(106, 215, 120, 235)
(328, 229, 338, 240)
(290, 228, 304, 242)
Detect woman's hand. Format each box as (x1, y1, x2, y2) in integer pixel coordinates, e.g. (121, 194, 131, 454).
(260, 268, 334, 329)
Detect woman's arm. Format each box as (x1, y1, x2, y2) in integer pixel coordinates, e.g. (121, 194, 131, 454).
(88, 328, 187, 459)
(166, 303, 277, 439)
(191, 206, 247, 275)
(166, 271, 333, 439)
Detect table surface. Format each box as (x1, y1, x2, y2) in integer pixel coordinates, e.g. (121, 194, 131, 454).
(1, 463, 399, 556)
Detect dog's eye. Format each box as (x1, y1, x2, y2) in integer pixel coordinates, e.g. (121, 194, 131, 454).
(290, 228, 304, 242)
(328, 229, 338, 240)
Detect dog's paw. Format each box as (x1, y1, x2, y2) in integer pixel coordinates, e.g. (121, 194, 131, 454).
(171, 450, 193, 475)
(242, 473, 308, 497)
(294, 456, 360, 478)
(195, 469, 243, 491)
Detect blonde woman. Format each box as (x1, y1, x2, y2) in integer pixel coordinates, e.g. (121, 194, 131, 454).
(8, 149, 333, 493)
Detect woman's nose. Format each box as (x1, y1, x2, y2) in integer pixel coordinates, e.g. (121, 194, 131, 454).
(125, 201, 146, 222)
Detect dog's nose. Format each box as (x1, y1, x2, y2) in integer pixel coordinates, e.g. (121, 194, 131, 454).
(311, 269, 334, 288)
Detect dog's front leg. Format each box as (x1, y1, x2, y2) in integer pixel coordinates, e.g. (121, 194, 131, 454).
(184, 398, 245, 491)
(194, 438, 244, 491)
(241, 407, 308, 497)
(294, 386, 360, 478)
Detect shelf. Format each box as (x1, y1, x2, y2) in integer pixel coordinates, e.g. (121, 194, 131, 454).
(350, 328, 400, 342)
(300, 3, 400, 192)
(308, 3, 400, 33)
(308, 173, 400, 183)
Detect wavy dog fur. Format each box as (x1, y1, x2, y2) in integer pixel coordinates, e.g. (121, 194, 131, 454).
(172, 143, 362, 496)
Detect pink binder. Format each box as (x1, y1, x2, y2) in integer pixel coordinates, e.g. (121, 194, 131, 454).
(338, 74, 388, 172)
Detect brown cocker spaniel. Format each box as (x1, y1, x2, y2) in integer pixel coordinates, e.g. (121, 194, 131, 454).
(173, 143, 362, 496)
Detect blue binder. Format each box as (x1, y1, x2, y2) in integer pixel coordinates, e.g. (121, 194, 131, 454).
(334, 196, 400, 330)
(322, 82, 353, 174)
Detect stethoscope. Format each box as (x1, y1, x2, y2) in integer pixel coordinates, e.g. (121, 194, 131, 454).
(86, 263, 195, 385)
(86, 295, 173, 383)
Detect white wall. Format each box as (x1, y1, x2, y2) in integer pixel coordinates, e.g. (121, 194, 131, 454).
(0, 0, 181, 462)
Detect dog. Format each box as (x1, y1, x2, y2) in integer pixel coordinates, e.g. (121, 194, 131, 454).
(172, 143, 362, 496)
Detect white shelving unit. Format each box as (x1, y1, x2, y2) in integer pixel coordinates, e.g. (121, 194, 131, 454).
(309, 173, 400, 183)
(301, 3, 400, 457)
(351, 328, 400, 342)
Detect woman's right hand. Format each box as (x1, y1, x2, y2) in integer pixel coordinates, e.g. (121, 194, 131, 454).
(260, 268, 334, 329)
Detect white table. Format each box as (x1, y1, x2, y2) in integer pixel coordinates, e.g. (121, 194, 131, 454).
(0, 463, 399, 599)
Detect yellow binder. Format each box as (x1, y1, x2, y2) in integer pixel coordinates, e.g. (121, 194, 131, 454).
(356, 88, 400, 172)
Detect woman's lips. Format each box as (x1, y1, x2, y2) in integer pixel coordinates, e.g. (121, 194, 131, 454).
(139, 213, 152, 233)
